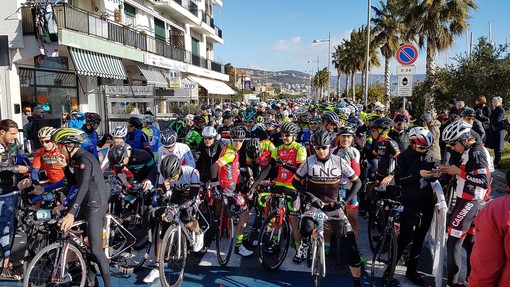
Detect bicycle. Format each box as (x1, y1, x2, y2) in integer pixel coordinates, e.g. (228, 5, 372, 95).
(214, 191, 239, 267)
(23, 210, 148, 286)
(256, 191, 294, 271)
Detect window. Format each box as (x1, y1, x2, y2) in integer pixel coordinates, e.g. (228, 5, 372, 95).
(154, 18, 166, 41)
(124, 4, 136, 27)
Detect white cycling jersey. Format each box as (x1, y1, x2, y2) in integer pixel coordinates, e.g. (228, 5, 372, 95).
(158, 143, 196, 184)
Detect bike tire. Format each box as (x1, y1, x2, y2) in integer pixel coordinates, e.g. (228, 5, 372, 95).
(215, 209, 235, 267)
(24, 242, 86, 287)
(114, 212, 151, 273)
(198, 202, 214, 248)
(370, 228, 398, 287)
(367, 193, 385, 253)
(159, 225, 187, 287)
(311, 237, 324, 287)
(257, 209, 291, 271)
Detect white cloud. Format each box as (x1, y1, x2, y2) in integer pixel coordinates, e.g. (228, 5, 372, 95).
(270, 36, 302, 51)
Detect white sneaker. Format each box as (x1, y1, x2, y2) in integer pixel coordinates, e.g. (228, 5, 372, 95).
(143, 268, 159, 284)
(293, 242, 309, 263)
(193, 231, 204, 252)
(235, 245, 253, 257)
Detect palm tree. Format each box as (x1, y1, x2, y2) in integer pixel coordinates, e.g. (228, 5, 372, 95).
(372, 0, 407, 110)
(397, 0, 477, 110)
(332, 42, 349, 98)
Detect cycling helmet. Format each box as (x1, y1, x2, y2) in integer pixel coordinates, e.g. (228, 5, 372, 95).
(265, 119, 276, 126)
(337, 125, 356, 136)
(373, 104, 385, 112)
(274, 120, 283, 127)
(52, 128, 86, 144)
(222, 110, 234, 118)
(322, 111, 340, 124)
(242, 108, 257, 121)
(184, 114, 194, 122)
(160, 154, 182, 179)
(409, 127, 434, 149)
(112, 125, 128, 138)
(460, 107, 476, 117)
(308, 114, 321, 122)
(108, 144, 129, 165)
(142, 114, 155, 123)
(230, 126, 246, 139)
(255, 115, 265, 124)
(194, 115, 206, 124)
(442, 120, 473, 143)
(393, 113, 408, 123)
(338, 113, 349, 121)
(85, 112, 101, 125)
(370, 117, 393, 130)
(38, 126, 56, 139)
(160, 128, 178, 147)
(246, 138, 262, 159)
(202, 126, 217, 138)
(311, 130, 334, 147)
(281, 110, 289, 118)
(365, 113, 381, 122)
(281, 122, 300, 135)
(296, 108, 309, 118)
(128, 116, 143, 129)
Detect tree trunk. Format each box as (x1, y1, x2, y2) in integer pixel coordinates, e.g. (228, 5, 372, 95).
(361, 71, 367, 106)
(346, 72, 351, 98)
(425, 40, 437, 112)
(337, 74, 341, 99)
(384, 56, 391, 111)
(351, 73, 356, 100)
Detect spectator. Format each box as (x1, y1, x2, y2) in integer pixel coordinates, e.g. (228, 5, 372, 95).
(487, 96, 506, 169)
(474, 96, 491, 145)
(456, 101, 466, 115)
(68, 110, 85, 129)
(461, 107, 486, 143)
(22, 108, 31, 153)
(449, 98, 459, 115)
(420, 112, 441, 162)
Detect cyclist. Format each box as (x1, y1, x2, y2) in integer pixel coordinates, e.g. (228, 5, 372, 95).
(31, 126, 64, 185)
(81, 112, 109, 158)
(143, 155, 203, 284)
(141, 114, 161, 160)
(184, 115, 205, 152)
(53, 128, 110, 287)
(320, 110, 339, 133)
(394, 127, 437, 285)
(243, 108, 268, 140)
(158, 129, 195, 186)
(195, 126, 224, 183)
(460, 107, 486, 143)
(292, 130, 362, 287)
(125, 116, 151, 155)
(246, 138, 276, 183)
(295, 108, 311, 146)
(210, 126, 253, 257)
(388, 113, 411, 152)
(440, 120, 492, 287)
(111, 125, 131, 149)
(218, 110, 235, 144)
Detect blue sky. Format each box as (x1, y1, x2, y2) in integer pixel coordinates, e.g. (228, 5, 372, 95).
(214, 1, 510, 75)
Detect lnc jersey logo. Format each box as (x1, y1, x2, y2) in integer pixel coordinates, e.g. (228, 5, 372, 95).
(310, 167, 341, 178)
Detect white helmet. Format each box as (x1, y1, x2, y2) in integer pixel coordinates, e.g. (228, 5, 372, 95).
(409, 127, 434, 149)
(202, 126, 217, 138)
(112, 125, 128, 138)
(281, 110, 289, 118)
(442, 120, 472, 143)
(38, 126, 56, 139)
(184, 114, 194, 122)
(142, 114, 155, 123)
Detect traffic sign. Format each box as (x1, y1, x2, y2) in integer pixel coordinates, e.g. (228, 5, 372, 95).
(396, 44, 418, 65)
(397, 75, 413, 97)
(396, 65, 416, 75)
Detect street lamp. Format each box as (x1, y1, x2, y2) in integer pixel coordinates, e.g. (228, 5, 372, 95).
(364, 0, 371, 108)
(307, 57, 319, 101)
(313, 31, 331, 103)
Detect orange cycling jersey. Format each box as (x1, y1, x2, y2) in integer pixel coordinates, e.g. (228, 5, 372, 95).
(271, 141, 307, 189)
(32, 147, 65, 183)
(216, 144, 240, 189)
(247, 139, 276, 169)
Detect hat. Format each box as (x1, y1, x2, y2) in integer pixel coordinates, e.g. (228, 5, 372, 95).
(420, 112, 433, 123)
(449, 98, 458, 105)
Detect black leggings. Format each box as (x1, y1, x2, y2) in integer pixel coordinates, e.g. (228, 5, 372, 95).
(83, 205, 111, 287)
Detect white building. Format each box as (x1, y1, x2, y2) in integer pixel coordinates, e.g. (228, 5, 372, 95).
(0, 0, 235, 133)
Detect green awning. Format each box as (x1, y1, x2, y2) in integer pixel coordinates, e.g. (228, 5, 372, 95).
(68, 47, 127, 80)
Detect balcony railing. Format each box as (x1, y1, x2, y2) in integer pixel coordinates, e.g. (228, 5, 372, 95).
(21, 4, 225, 74)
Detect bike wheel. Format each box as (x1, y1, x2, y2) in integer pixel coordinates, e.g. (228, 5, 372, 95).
(198, 202, 214, 248)
(24, 242, 86, 287)
(311, 238, 324, 287)
(370, 228, 398, 287)
(159, 225, 187, 287)
(215, 209, 235, 267)
(113, 212, 151, 273)
(257, 209, 291, 271)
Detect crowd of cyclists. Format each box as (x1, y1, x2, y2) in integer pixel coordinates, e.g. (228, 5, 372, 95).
(0, 95, 506, 287)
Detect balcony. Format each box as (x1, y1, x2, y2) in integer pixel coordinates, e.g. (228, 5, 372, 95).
(21, 4, 226, 74)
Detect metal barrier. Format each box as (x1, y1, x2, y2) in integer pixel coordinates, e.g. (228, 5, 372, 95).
(430, 180, 448, 287)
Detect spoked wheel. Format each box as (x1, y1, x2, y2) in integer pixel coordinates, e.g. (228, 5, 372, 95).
(215, 209, 235, 267)
(198, 203, 214, 248)
(114, 212, 151, 273)
(311, 238, 325, 287)
(257, 210, 291, 271)
(371, 228, 398, 287)
(159, 225, 187, 287)
(24, 243, 86, 287)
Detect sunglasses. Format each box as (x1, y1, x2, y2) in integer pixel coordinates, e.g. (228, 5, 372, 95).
(309, 122, 319, 125)
(40, 139, 52, 144)
(448, 141, 457, 147)
(203, 137, 214, 140)
(170, 173, 179, 181)
(281, 133, 293, 138)
(314, 146, 329, 150)
(244, 121, 254, 124)
(127, 125, 134, 128)
(231, 139, 244, 143)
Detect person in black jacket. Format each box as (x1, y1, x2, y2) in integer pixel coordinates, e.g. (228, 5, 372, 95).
(474, 96, 491, 145)
(389, 113, 411, 152)
(488, 96, 506, 168)
(195, 126, 224, 183)
(394, 127, 438, 285)
(461, 107, 486, 143)
(53, 128, 110, 287)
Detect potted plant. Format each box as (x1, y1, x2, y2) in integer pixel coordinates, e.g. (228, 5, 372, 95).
(100, 11, 108, 21)
(114, 8, 121, 22)
(138, 29, 147, 36)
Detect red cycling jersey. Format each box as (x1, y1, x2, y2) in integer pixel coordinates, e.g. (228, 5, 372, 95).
(216, 144, 240, 189)
(32, 147, 65, 184)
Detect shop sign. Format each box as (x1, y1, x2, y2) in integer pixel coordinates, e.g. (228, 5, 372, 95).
(104, 85, 153, 96)
(145, 53, 186, 71)
(34, 55, 69, 70)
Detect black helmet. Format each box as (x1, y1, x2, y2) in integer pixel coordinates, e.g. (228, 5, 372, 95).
(393, 113, 408, 123)
(85, 112, 101, 125)
(128, 116, 143, 129)
(160, 154, 182, 179)
(337, 124, 356, 136)
(194, 115, 206, 125)
(281, 122, 300, 135)
(460, 107, 476, 117)
(222, 110, 234, 118)
(322, 111, 340, 124)
(311, 130, 334, 147)
(160, 128, 177, 147)
(230, 126, 246, 139)
(52, 128, 86, 144)
(370, 117, 393, 130)
(246, 138, 262, 159)
(108, 144, 129, 165)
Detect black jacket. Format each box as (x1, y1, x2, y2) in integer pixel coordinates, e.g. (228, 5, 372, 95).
(195, 140, 224, 182)
(0, 142, 24, 195)
(395, 147, 436, 198)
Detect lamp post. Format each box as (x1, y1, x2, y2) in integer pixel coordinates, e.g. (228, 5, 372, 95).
(364, 0, 371, 108)
(313, 31, 331, 103)
(307, 57, 319, 101)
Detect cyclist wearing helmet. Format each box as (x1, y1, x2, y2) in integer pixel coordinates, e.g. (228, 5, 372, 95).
(388, 113, 411, 152)
(460, 107, 485, 143)
(111, 125, 130, 147)
(158, 129, 195, 185)
(393, 127, 438, 285)
(243, 108, 268, 141)
(295, 108, 311, 147)
(370, 117, 400, 194)
(440, 120, 492, 287)
(141, 114, 161, 160)
(126, 116, 151, 155)
(210, 126, 253, 257)
(184, 116, 205, 152)
(218, 110, 235, 145)
(81, 112, 109, 158)
(200, 104, 213, 125)
(195, 126, 224, 183)
(321, 111, 339, 133)
(53, 128, 110, 287)
(144, 154, 203, 283)
(245, 138, 277, 194)
(31, 126, 64, 185)
(292, 130, 362, 287)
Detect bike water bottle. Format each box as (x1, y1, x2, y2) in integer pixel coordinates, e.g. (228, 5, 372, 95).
(102, 228, 108, 249)
(394, 222, 401, 237)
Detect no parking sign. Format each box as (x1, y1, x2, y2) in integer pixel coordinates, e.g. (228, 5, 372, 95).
(396, 44, 418, 65)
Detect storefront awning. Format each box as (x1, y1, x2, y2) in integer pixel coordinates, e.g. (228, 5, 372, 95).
(68, 47, 127, 79)
(187, 75, 236, 95)
(136, 63, 168, 88)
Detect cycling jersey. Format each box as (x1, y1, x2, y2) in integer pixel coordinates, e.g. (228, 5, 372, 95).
(126, 129, 150, 152)
(113, 149, 158, 186)
(142, 125, 161, 158)
(373, 135, 400, 176)
(169, 165, 201, 204)
(246, 139, 275, 169)
(297, 122, 311, 146)
(157, 143, 196, 184)
(184, 129, 202, 151)
(81, 129, 99, 158)
(31, 147, 65, 184)
(272, 141, 307, 189)
(247, 125, 269, 141)
(456, 142, 492, 200)
(295, 154, 356, 203)
(0, 142, 24, 195)
(216, 144, 240, 190)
